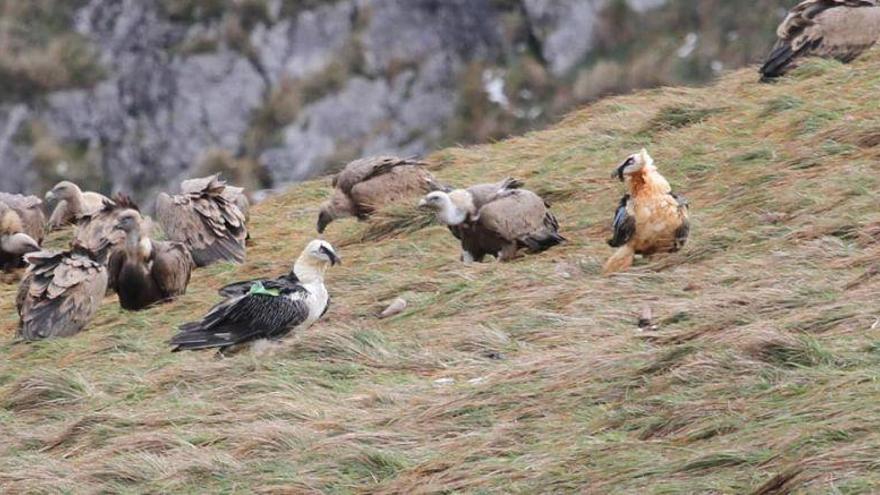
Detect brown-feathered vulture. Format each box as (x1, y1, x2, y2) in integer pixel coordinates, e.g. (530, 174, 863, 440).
(108, 209, 194, 311)
(604, 149, 689, 276)
(156, 175, 248, 267)
(181, 174, 250, 225)
(169, 240, 340, 354)
(317, 156, 435, 233)
(73, 194, 143, 256)
(0, 200, 41, 272)
(419, 180, 564, 262)
(16, 242, 110, 341)
(0, 192, 46, 244)
(45, 181, 110, 230)
(760, 0, 880, 81)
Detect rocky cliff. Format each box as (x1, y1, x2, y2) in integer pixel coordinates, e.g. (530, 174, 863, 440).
(0, 0, 789, 203)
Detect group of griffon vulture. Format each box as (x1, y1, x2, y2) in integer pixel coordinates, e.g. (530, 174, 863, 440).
(0, 0, 875, 354)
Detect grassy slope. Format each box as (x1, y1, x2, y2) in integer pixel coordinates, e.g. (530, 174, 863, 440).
(3, 53, 880, 494)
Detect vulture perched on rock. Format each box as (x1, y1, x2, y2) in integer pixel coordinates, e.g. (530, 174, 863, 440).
(0, 200, 41, 272)
(108, 210, 194, 311)
(317, 156, 436, 233)
(45, 181, 110, 230)
(16, 243, 110, 341)
(419, 179, 564, 262)
(156, 175, 248, 267)
(604, 149, 689, 276)
(760, 0, 880, 80)
(169, 240, 340, 354)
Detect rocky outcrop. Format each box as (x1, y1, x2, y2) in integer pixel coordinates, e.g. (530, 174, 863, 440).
(0, 0, 785, 203)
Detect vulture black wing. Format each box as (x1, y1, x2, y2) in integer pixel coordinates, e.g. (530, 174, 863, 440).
(607, 194, 635, 248)
(217, 272, 300, 298)
(171, 283, 309, 352)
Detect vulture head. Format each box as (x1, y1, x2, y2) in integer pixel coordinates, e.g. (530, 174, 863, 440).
(295, 240, 341, 281)
(317, 192, 355, 234)
(1, 232, 40, 256)
(418, 190, 474, 226)
(613, 148, 654, 181)
(113, 209, 141, 234)
(45, 181, 82, 203)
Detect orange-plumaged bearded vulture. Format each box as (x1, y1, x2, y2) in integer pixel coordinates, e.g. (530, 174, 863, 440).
(0, 200, 41, 272)
(45, 181, 110, 231)
(108, 209, 194, 311)
(419, 179, 564, 262)
(16, 242, 111, 340)
(604, 149, 689, 275)
(156, 175, 248, 267)
(760, 0, 880, 81)
(169, 240, 340, 354)
(317, 156, 436, 233)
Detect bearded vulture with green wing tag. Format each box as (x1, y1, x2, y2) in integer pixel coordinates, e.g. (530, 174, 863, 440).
(169, 240, 340, 354)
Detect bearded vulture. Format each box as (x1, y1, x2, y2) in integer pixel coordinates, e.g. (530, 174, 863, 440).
(16, 243, 110, 340)
(156, 175, 248, 267)
(317, 156, 436, 233)
(760, 0, 880, 80)
(604, 149, 690, 275)
(107, 209, 194, 311)
(0, 200, 41, 272)
(45, 181, 110, 231)
(170, 240, 340, 353)
(419, 180, 564, 262)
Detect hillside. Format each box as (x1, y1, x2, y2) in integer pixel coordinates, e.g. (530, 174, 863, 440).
(0, 0, 790, 203)
(3, 53, 880, 493)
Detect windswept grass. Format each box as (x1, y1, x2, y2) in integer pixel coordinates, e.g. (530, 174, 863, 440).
(4, 52, 880, 493)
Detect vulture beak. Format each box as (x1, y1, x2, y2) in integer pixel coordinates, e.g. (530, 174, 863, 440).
(316, 210, 332, 234)
(417, 197, 430, 209)
(611, 166, 624, 181)
(1, 233, 40, 255)
(319, 245, 341, 266)
(45, 190, 56, 202)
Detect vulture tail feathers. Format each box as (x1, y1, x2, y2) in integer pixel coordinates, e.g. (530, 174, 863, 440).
(519, 232, 566, 253)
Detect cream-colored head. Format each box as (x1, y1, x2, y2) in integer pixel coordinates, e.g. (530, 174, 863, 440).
(612, 148, 655, 181)
(418, 190, 474, 226)
(45, 181, 83, 203)
(294, 239, 341, 283)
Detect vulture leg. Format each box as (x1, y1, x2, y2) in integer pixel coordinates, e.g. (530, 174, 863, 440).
(603, 245, 635, 276)
(461, 250, 476, 264)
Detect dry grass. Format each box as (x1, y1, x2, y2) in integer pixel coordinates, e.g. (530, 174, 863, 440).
(4, 53, 880, 493)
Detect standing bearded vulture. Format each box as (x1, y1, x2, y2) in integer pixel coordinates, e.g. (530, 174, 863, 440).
(604, 149, 689, 276)
(760, 0, 880, 80)
(108, 209, 194, 311)
(156, 175, 248, 267)
(169, 240, 340, 354)
(419, 179, 564, 262)
(317, 156, 436, 233)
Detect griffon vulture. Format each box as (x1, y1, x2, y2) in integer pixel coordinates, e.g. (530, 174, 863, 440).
(156, 175, 248, 267)
(0, 192, 46, 244)
(604, 149, 689, 275)
(317, 156, 435, 233)
(74, 194, 143, 256)
(760, 0, 880, 80)
(108, 210, 194, 311)
(16, 243, 110, 340)
(419, 180, 564, 262)
(0, 201, 41, 272)
(181, 174, 251, 224)
(45, 181, 110, 230)
(169, 240, 340, 353)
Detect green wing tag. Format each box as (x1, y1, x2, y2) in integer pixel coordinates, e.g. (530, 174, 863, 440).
(248, 281, 280, 297)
